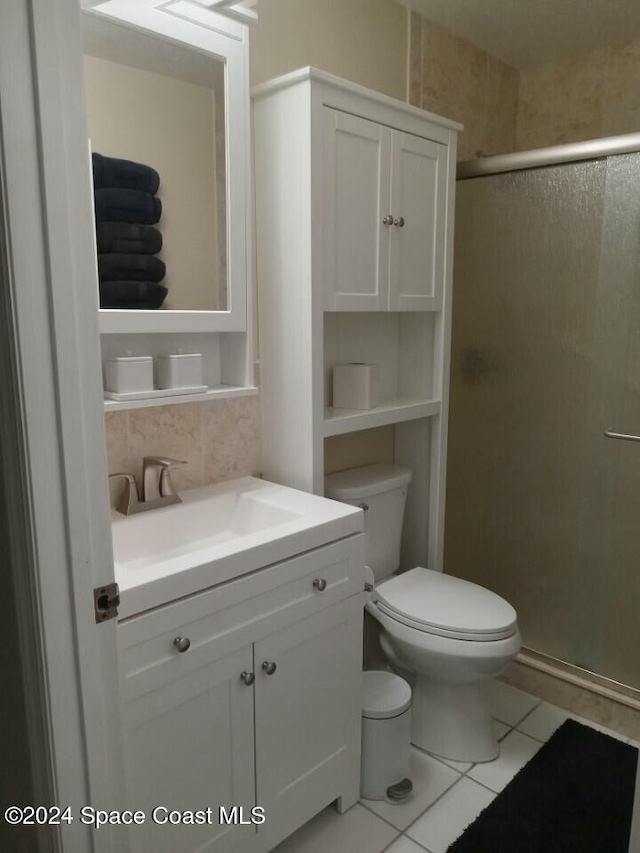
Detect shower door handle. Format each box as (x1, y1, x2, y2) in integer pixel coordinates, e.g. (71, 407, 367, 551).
(603, 430, 640, 443)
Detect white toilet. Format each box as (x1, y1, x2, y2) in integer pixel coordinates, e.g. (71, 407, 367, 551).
(325, 463, 521, 764)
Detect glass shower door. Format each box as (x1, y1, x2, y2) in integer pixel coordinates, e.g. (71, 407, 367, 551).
(446, 152, 640, 690)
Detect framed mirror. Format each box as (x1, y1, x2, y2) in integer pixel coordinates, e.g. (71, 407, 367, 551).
(82, 1, 250, 333)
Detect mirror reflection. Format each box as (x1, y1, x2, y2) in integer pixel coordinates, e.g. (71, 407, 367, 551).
(82, 16, 227, 311)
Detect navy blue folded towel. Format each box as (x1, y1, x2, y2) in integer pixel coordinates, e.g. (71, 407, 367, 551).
(96, 222, 162, 255)
(99, 281, 168, 309)
(92, 153, 160, 195)
(95, 188, 162, 225)
(98, 253, 166, 283)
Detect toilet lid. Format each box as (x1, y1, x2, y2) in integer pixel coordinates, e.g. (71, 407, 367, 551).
(375, 567, 517, 641)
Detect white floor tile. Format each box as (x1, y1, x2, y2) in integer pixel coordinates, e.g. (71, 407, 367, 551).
(518, 702, 627, 743)
(484, 679, 540, 726)
(362, 748, 459, 830)
(384, 837, 427, 853)
(516, 702, 573, 741)
(271, 804, 398, 853)
(406, 777, 494, 853)
(467, 729, 542, 793)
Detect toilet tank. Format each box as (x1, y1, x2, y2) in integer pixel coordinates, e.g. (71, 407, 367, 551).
(325, 464, 412, 583)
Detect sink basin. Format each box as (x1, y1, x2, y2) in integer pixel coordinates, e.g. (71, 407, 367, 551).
(112, 476, 363, 618)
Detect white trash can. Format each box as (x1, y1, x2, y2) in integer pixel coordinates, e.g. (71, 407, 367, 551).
(361, 670, 413, 801)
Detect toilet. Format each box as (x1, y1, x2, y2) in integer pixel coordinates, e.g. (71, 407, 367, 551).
(325, 463, 521, 764)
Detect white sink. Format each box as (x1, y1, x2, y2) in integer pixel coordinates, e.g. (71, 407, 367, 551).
(112, 476, 362, 618)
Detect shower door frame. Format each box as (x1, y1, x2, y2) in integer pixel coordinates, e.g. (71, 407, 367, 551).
(458, 135, 640, 851)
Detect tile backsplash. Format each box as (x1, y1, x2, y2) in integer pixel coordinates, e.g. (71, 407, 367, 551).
(104, 395, 261, 503)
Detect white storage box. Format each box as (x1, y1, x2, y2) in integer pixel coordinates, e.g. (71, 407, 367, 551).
(156, 353, 204, 390)
(104, 356, 153, 394)
(361, 670, 412, 801)
(332, 363, 380, 410)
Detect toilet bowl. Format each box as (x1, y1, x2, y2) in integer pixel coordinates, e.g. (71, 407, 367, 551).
(325, 463, 521, 764)
(367, 567, 520, 762)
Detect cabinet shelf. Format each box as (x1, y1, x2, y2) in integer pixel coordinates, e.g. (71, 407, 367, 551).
(324, 397, 441, 437)
(103, 384, 257, 412)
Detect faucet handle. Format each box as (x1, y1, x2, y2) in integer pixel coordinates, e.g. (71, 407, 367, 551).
(143, 456, 187, 469)
(109, 473, 139, 515)
(142, 456, 186, 500)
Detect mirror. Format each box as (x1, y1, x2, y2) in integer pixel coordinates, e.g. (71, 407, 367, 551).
(80, 2, 249, 331)
(83, 17, 227, 311)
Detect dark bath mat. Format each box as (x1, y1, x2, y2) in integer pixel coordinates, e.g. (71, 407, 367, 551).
(447, 719, 638, 852)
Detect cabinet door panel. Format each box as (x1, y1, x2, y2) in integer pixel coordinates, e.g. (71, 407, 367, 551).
(322, 107, 391, 310)
(389, 132, 447, 311)
(254, 596, 363, 849)
(122, 645, 256, 853)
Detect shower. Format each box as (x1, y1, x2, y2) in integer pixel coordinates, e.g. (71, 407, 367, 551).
(446, 134, 640, 700)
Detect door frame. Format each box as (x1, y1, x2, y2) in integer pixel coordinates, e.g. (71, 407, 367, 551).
(0, 1, 127, 850)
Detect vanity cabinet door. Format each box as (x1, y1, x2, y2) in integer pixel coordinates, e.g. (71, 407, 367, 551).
(121, 644, 256, 853)
(322, 107, 392, 311)
(388, 131, 447, 311)
(254, 595, 364, 850)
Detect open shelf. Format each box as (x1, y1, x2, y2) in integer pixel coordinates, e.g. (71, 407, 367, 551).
(324, 397, 441, 437)
(104, 384, 257, 412)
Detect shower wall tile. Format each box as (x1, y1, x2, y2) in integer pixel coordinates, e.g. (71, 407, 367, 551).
(606, 41, 640, 116)
(516, 38, 640, 150)
(408, 11, 423, 108)
(409, 14, 519, 160)
(486, 56, 519, 155)
(103, 395, 261, 506)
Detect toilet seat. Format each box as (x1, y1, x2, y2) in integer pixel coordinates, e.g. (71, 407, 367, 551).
(373, 567, 518, 642)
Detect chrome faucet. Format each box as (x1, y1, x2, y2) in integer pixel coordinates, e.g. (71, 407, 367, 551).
(109, 456, 186, 515)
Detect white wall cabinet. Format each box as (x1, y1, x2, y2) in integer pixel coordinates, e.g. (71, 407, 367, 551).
(255, 68, 459, 570)
(118, 534, 364, 853)
(323, 108, 448, 311)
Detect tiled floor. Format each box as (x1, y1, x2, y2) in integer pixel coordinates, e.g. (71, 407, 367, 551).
(272, 682, 639, 853)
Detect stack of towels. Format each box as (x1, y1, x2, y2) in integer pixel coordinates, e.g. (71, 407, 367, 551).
(92, 153, 168, 309)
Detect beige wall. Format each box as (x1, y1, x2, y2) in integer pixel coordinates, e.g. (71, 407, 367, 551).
(517, 39, 640, 151)
(250, 0, 408, 99)
(325, 426, 395, 475)
(84, 55, 222, 311)
(408, 13, 519, 161)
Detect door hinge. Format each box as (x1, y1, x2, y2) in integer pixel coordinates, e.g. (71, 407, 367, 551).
(94, 582, 120, 624)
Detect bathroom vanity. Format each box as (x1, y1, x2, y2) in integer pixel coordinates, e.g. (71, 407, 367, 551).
(112, 477, 365, 853)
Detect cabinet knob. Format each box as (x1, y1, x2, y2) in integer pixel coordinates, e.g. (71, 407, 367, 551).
(173, 636, 191, 653)
(382, 215, 394, 226)
(240, 671, 255, 686)
(313, 578, 327, 592)
(262, 661, 277, 676)
(394, 217, 405, 228)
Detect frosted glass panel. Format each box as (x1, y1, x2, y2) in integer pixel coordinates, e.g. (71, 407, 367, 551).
(446, 154, 640, 689)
